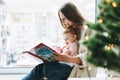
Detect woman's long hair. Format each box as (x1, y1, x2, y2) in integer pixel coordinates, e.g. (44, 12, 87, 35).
(58, 2, 85, 28)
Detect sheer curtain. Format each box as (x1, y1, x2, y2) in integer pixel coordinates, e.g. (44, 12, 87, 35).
(0, 0, 95, 69)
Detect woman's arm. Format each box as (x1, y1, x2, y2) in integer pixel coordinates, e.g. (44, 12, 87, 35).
(54, 53, 82, 65)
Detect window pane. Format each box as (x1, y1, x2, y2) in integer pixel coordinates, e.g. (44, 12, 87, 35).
(0, 0, 95, 67)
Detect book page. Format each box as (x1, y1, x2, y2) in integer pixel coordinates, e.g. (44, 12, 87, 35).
(30, 43, 58, 62)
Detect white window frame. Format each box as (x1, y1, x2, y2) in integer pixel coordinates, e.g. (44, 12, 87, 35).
(0, 0, 96, 74)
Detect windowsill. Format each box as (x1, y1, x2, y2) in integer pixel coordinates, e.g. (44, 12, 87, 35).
(0, 67, 33, 74)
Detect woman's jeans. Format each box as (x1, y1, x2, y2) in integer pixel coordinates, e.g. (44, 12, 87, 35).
(22, 62, 73, 80)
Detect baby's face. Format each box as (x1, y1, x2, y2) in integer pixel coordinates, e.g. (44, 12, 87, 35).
(63, 33, 77, 43)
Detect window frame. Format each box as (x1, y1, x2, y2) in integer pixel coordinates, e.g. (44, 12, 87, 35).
(0, 0, 97, 74)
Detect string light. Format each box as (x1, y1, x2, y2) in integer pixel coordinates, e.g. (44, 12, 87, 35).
(84, 25, 88, 30)
(88, 67, 92, 71)
(107, 46, 111, 50)
(105, 44, 114, 50)
(112, 2, 117, 7)
(85, 36, 89, 41)
(106, 0, 111, 4)
(109, 44, 114, 49)
(98, 18, 103, 23)
(108, 44, 114, 50)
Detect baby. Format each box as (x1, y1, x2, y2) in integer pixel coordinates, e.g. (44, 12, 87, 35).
(62, 26, 81, 57)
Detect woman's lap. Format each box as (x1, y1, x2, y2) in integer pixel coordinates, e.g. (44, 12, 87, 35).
(22, 62, 73, 80)
(44, 62, 73, 80)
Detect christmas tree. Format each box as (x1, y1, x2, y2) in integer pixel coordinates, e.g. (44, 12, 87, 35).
(84, 0, 120, 73)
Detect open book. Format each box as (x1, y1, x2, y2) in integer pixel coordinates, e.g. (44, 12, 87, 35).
(23, 43, 58, 62)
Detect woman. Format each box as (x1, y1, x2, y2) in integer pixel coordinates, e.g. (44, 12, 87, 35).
(22, 2, 90, 80)
(57, 2, 86, 64)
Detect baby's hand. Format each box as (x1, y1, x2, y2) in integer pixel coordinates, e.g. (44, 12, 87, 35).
(55, 46, 62, 53)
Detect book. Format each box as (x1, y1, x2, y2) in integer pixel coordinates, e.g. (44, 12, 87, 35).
(23, 43, 58, 62)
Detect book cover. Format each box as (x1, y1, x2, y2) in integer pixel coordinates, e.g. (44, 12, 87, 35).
(24, 43, 58, 62)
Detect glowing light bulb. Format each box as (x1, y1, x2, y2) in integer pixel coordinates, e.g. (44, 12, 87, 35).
(84, 25, 88, 30)
(98, 19, 103, 23)
(112, 2, 117, 7)
(105, 44, 114, 50)
(88, 67, 92, 71)
(106, 0, 111, 4)
(107, 46, 111, 50)
(85, 36, 89, 41)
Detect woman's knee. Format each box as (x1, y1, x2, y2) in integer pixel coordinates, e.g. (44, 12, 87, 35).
(43, 62, 73, 80)
(22, 63, 44, 80)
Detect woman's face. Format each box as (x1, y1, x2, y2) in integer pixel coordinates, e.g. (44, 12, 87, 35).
(59, 11, 74, 29)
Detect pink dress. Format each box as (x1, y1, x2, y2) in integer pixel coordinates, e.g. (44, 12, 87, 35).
(62, 40, 79, 57)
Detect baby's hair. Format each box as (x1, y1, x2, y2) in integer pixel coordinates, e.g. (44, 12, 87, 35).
(64, 26, 81, 40)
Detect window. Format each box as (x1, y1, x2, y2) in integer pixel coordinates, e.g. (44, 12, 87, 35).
(0, 0, 96, 69)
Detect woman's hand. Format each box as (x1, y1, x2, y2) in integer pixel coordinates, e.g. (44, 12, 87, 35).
(53, 52, 69, 62)
(64, 50, 71, 56)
